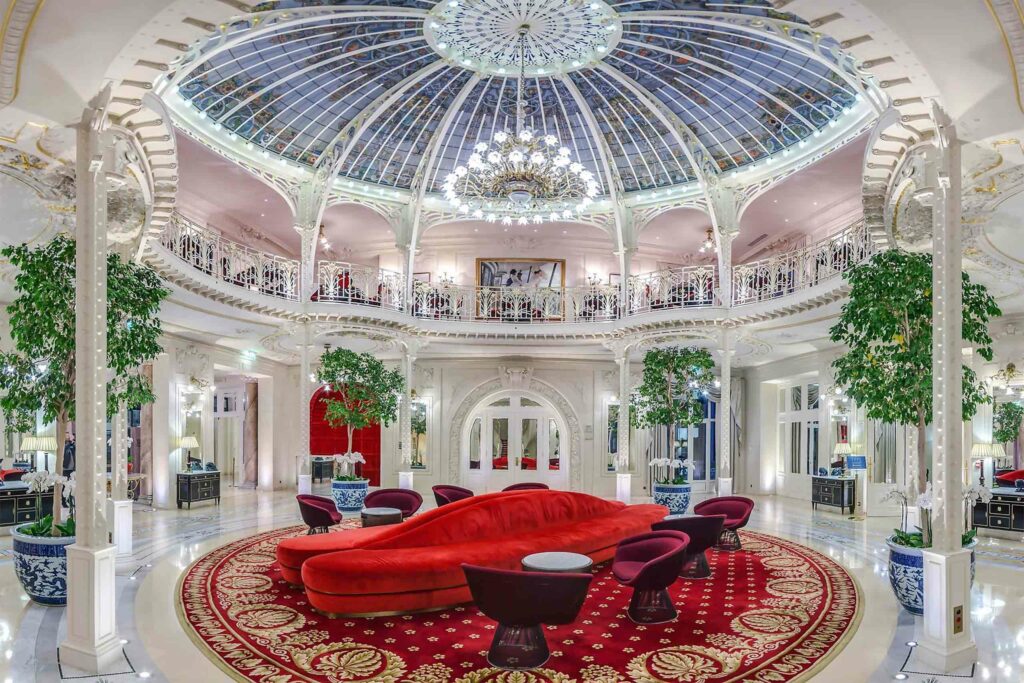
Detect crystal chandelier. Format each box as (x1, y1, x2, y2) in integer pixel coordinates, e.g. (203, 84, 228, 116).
(698, 228, 715, 253)
(442, 26, 600, 225)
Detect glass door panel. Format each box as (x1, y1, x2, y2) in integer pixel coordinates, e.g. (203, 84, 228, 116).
(492, 418, 509, 470)
(469, 418, 481, 470)
(521, 418, 538, 470)
(548, 419, 560, 470)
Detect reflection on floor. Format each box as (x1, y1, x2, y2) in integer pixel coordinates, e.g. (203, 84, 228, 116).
(0, 486, 1020, 682)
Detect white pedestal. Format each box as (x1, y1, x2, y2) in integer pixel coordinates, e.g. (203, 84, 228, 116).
(717, 477, 734, 496)
(398, 471, 414, 490)
(297, 474, 312, 495)
(106, 499, 133, 556)
(616, 473, 631, 504)
(59, 544, 121, 673)
(917, 548, 977, 672)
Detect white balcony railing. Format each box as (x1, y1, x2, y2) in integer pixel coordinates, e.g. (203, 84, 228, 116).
(412, 282, 620, 323)
(731, 220, 874, 306)
(163, 214, 301, 300)
(316, 260, 404, 311)
(157, 214, 874, 323)
(627, 265, 719, 314)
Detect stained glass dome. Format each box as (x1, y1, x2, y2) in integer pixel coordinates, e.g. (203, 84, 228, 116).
(166, 0, 871, 202)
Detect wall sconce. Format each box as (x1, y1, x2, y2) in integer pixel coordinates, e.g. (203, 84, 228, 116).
(587, 272, 601, 286)
(438, 271, 455, 285)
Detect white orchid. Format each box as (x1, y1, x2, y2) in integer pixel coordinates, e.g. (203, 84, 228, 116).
(63, 471, 77, 496)
(22, 470, 62, 494)
(334, 452, 366, 480)
(963, 484, 992, 505)
(915, 483, 934, 511)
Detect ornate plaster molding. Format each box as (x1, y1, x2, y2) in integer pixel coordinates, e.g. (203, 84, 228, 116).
(0, 0, 44, 106)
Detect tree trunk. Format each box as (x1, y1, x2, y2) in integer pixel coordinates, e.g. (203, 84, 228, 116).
(52, 417, 66, 535)
(346, 424, 355, 478)
(917, 410, 929, 546)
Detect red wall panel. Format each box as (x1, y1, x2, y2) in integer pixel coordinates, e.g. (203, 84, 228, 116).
(309, 387, 381, 486)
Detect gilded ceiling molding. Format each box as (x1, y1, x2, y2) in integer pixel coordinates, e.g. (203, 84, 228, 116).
(0, 0, 45, 106)
(983, 0, 1024, 114)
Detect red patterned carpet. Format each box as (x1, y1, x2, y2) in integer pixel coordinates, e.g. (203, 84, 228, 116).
(178, 524, 859, 682)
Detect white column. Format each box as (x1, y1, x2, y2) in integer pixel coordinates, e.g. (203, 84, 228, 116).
(615, 349, 632, 503)
(718, 231, 737, 306)
(60, 94, 121, 673)
(107, 406, 132, 556)
(398, 343, 417, 472)
(919, 104, 975, 672)
(617, 246, 635, 316)
(718, 329, 734, 495)
(297, 321, 313, 494)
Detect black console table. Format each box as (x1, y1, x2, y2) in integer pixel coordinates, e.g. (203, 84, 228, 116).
(812, 475, 855, 514)
(312, 458, 333, 483)
(0, 483, 54, 528)
(973, 488, 1024, 533)
(177, 471, 221, 509)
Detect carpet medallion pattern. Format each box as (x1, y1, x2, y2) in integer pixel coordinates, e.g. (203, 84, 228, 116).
(178, 526, 859, 682)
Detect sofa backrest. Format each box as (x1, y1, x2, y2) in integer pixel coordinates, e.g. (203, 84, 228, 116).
(364, 490, 625, 549)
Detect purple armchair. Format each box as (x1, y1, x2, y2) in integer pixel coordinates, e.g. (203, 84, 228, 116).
(432, 484, 474, 507)
(612, 530, 689, 624)
(363, 488, 423, 518)
(652, 514, 726, 579)
(462, 564, 592, 670)
(296, 494, 342, 534)
(502, 483, 549, 492)
(693, 496, 755, 551)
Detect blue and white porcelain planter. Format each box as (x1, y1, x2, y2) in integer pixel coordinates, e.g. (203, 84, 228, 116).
(12, 525, 75, 605)
(331, 479, 369, 512)
(886, 536, 977, 615)
(653, 482, 692, 515)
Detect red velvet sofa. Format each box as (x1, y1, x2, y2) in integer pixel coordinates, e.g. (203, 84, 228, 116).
(279, 490, 666, 617)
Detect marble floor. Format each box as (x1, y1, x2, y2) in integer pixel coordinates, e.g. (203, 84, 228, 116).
(0, 486, 1021, 683)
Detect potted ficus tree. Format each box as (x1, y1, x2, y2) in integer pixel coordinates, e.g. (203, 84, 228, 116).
(829, 249, 997, 614)
(631, 346, 716, 514)
(0, 235, 167, 604)
(316, 348, 403, 512)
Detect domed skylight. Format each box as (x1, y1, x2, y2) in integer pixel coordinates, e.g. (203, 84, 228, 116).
(168, 0, 869, 200)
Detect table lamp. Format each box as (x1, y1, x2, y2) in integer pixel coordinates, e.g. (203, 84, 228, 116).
(21, 435, 58, 472)
(970, 443, 993, 487)
(832, 442, 852, 471)
(180, 435, 200, 470)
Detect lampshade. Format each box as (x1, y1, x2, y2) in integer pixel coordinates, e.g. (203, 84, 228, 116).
(991, 443, 1007, 458)
(833, 442, 853, 456)
(21, 435, 58, 452)
(970, 443, 994, 460)
(179, 435, 200, 449)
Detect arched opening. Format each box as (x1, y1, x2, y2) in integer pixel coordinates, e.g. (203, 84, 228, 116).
(461, 390, 570, 492)
(309, 386, 381, 486)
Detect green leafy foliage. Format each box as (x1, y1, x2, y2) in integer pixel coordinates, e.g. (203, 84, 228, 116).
(993, 401, 1024, 445)
(890, 526, 977, 549)
(316, 348, 403, 439)
(829, 250, 998, 429)
(630, 346, 716, 429)
(19, 514, 74, 538)
(0, 235, 169, 433)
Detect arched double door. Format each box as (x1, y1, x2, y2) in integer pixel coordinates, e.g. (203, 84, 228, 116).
(463, 392, 568, 491)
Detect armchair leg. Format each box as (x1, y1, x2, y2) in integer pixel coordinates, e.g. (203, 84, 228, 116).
(627, 588, 677, 624)
(681, 551, 712, 579)
(487, 623, 550, 671)
(716, 528, 742, 552)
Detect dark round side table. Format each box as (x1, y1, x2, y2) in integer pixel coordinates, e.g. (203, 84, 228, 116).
(361, 507, 403, 527)
(521, 551, 593, 573)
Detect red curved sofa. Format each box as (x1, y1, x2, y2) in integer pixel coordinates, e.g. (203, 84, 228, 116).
(279, 489, 666, 617)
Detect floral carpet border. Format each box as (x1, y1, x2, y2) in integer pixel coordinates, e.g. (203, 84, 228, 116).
(176, 526, 862, 683)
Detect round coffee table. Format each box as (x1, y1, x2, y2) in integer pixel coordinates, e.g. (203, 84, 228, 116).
(663, 512, 700, 521)
(521, 551, 593, 573)
(361, 507, 403, 527)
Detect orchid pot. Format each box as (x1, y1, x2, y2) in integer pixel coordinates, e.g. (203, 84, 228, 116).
(330, 452, 369, 512)
(650, 458, 690, 514)
(12, 471, 76, 605)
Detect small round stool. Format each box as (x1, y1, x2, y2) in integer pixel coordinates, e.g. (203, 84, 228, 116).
(361, 506, 403, 527)
(521, 551, 593, 573)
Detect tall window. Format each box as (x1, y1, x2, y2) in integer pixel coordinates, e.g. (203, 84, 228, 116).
(778, 379, 820, 475)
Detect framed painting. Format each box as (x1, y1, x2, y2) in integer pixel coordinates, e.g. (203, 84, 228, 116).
(608, 273, 621, 286)
(476, 258, 566, 288)
(413, 272, 431, 282)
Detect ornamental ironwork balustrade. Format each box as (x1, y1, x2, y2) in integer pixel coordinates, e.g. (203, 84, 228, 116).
(316, 260, 404, 311)
(731, 221, 874, 306)
(163, 214, 300, 300)
(159, 214, 873, 320)
(627, 265, 719, 314)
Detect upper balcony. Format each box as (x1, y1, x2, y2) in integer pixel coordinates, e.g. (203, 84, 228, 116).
(148, 213, 879, 336)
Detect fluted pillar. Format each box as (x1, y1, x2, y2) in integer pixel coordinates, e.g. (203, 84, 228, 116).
(718, 329, 734, 494)
(297, 321, 313, 494)
(398, 342, 419, 468)
(919, 104, 975, 672)
(616, 352, 631, 471)
(60, 91, 121, 673)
